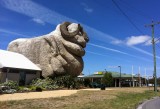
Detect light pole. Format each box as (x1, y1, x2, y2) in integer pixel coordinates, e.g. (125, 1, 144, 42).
(118, 66, 121, 87)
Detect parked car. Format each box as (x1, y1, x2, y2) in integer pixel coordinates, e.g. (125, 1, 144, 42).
(89, 82, 105, 88)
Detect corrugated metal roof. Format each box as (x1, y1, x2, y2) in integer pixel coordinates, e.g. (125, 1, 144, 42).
(0, 50, 41, 71)
(83, 72, 139, 78)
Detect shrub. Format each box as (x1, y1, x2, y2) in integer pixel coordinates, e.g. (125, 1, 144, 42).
(0, 80, 18, 90)
(30, 77, 59, 90)
(27, 86, 37, 91)
(30, 76, 82, 90)
(2, 89, 17, 94)
(54, 75, 81, 89)
(18, 86, 31, 92)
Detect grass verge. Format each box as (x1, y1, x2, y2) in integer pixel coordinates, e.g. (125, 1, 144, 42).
(0, 87, 159, 109)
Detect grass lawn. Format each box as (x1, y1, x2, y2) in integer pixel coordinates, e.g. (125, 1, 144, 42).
(0, 87, 159, 109)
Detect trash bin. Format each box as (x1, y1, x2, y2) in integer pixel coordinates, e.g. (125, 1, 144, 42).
(101, 84, 105, 90)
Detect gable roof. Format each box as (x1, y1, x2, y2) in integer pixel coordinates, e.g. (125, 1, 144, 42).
(0, 50, 41, 71)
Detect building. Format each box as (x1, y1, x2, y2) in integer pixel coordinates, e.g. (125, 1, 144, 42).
(79, 71, 143, 87)
(0, 50, 41, 85)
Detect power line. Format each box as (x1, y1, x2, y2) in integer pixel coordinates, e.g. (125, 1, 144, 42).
(155, 44, 160, 50)
(112, 0, 144, 34)
(120, 0, 152, 20)
(154, 37, 160, 43)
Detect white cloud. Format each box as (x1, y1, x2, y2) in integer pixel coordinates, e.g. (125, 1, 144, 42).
(126, 35, 151, 46)
(144, 39, 152, 46)
(32, 18, 45, 25)
(81, 2, 93, 13)
(0, 0, 158, 60)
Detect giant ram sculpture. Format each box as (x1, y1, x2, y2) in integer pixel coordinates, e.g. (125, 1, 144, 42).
(8, 22, 89, 77)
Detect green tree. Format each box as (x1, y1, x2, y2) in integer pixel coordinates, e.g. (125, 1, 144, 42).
(102, 72, 113, 87)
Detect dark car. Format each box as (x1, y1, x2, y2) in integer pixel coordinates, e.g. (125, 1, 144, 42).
(89, 82, 105, 88)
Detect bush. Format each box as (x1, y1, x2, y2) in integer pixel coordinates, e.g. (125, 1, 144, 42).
(30, 76, 83, 90)
(27, 86, 37, 91)
(54, 75, 81, 89)
(0, 80, 18, 94)
(18, 86, 31, 92)
(0, 80, 18, 90)
(2, 89, 17, 94)
(30, 77, 59, 90)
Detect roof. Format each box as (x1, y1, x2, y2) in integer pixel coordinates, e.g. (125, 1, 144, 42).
(83, 71, 139, 78)
(0, 50, 41, 71)
(111, 72, 139, 78)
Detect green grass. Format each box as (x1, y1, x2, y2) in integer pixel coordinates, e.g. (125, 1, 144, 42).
(64, 90, 159, 109)
(0, 88, 159, 109)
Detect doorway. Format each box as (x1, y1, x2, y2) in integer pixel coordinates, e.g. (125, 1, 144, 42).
(19, 71, 26, 86)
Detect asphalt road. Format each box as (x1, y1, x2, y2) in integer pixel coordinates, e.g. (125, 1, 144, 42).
(137, 97, 160, 109)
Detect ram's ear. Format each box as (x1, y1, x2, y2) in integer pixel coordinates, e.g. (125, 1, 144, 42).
(60, 22, 80, 38)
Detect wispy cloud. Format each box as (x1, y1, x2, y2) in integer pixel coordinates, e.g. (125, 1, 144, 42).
(0, 0, 157, 60)
(88, 43, 152, 62)
(86, 50, 132, 62)
(81, 2, 93, 13)
(88, 43, 128, 55)
(0, 0, 76, 25)
(0, 28, 30, 37)
(111, 39, 123, 45)
(86, 50, 108, 57)
(130, 46, 160, 59)
(32, 18, 45, 25)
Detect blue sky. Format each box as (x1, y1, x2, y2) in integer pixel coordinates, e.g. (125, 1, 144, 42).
(1, 0, 160, 77)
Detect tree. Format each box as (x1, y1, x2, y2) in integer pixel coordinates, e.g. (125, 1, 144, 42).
(102, 72, 113, 87)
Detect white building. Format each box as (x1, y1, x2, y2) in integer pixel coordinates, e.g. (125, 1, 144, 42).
(0, 50, 41, 85)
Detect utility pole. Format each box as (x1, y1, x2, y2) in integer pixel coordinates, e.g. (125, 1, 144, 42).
(145, 21, 160, 92)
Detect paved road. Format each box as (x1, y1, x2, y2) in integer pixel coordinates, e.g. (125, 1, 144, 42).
(137, 97, 160, 109)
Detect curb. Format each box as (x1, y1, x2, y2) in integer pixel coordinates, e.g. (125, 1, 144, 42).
(137, 97, 160, 109)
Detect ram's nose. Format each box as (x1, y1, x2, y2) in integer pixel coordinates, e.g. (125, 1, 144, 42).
(77, 37, 87, 48)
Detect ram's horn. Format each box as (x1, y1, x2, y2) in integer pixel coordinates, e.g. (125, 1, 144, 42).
(60, 22, 80, 37)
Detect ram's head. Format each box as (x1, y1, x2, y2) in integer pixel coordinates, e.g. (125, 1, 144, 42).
(60, 22, 89, 56)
